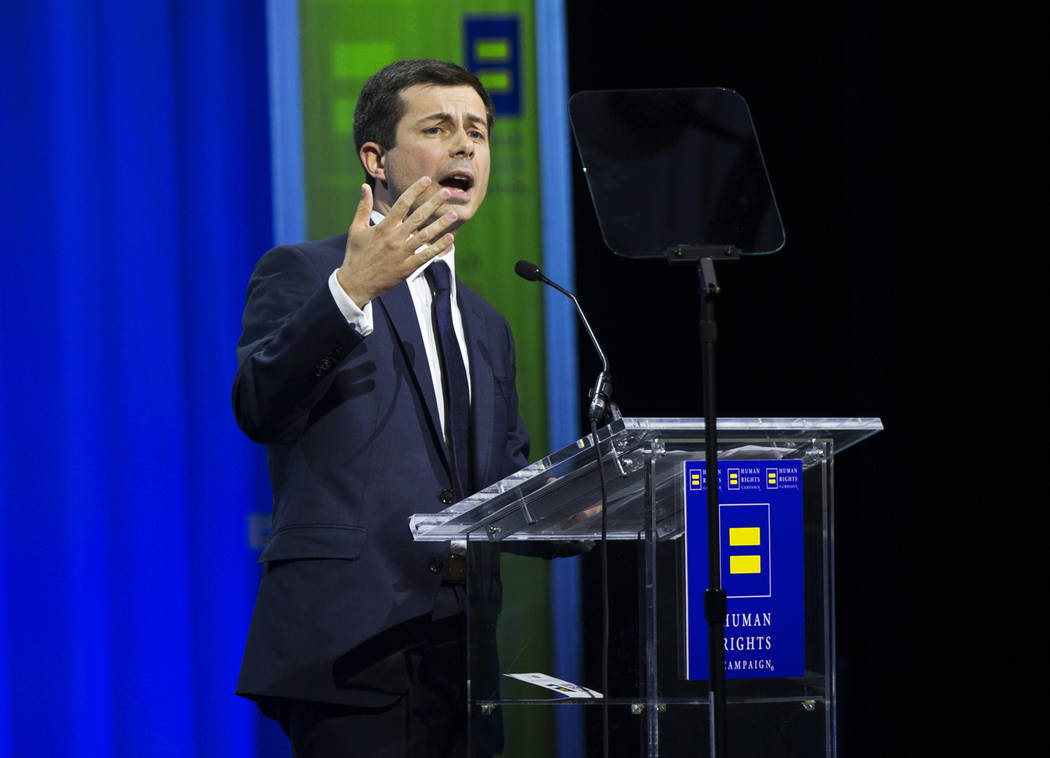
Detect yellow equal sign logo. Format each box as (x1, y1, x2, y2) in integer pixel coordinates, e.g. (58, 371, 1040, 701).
(730, 555, 762, 574)
(728, 527, 762, 574)
(729, 527, 761, 546)
(766, 468, 778, 489)
(689, 470, 702, 490)
(728, 469, 740, 490)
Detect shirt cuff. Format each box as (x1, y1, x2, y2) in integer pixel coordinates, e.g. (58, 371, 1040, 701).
(328, 269, 374, 336)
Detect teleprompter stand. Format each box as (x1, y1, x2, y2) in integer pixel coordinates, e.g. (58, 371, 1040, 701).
(686, 248, 736, 758)
(567, 86, 787, 757)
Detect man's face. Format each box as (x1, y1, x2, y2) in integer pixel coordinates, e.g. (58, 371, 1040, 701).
(364, 84, 491, 229)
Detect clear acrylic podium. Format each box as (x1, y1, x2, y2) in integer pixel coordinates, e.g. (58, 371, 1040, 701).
(411, 417, 882, 757)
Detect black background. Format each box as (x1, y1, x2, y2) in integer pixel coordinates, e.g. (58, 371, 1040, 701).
(562, 2, 1044, 755)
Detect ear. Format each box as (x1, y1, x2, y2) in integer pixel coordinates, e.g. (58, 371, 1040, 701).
(359, 142, 387, 184)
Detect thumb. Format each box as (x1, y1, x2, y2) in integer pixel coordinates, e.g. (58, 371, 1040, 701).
(350, 184, 373, 231)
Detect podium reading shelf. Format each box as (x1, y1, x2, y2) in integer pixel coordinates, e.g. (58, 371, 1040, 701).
(411, 417, 882, 758)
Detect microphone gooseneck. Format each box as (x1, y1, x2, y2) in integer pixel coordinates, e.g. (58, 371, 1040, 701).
(514, 260, 612, 423)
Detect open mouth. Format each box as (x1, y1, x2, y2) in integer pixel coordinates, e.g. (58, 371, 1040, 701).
(438, 171, 474, 193)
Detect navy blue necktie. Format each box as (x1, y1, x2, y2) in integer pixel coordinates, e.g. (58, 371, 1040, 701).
(425, 261, 472, 500)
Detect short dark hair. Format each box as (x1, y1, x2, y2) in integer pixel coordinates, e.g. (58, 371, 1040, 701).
(353, 59, 495, 187)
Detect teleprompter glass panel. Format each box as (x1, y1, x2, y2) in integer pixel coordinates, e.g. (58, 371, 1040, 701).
(569, 88, 785, 257)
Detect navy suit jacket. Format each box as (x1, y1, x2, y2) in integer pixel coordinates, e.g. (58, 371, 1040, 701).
(232, 234, 529, 711)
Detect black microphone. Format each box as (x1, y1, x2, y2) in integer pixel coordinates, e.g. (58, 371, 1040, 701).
(514, 260, 614, 424)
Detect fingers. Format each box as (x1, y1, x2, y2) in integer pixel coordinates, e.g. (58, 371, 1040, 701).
(350, 184, 374, 231)
(412, 232, 455, 267)
(389, 178, 458, 235)
(407, 191, 449, 231)
(414, 208, 459, 247)
(393, 191, 459, 254)
(387, 176, 435, 222)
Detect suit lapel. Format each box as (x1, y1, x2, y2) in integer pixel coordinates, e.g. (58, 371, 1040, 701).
(379, 277, 495, 496)
(377, 282, 448, 471)
(460, 290, 495, 491)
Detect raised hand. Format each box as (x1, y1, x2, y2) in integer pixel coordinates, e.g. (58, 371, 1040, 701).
(336, 177, 458, 307)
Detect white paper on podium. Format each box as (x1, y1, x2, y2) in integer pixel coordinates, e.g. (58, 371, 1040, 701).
(503, 672, 603, 698)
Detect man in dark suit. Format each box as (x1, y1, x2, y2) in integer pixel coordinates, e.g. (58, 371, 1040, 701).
(233, 59, 529, 757)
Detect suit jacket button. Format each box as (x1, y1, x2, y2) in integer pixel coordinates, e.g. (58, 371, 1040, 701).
(438, 489, 454, 505)
(315, 357, 334, 377)
(428, 559, 443, 574)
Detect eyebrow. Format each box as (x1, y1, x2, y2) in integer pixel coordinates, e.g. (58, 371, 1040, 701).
(417, 112, 487, 129)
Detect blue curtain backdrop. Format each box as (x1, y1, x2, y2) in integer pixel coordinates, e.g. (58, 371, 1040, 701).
(0, 2, 274, 756)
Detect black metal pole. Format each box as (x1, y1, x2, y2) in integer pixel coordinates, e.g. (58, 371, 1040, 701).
(699, 258, 728, 758)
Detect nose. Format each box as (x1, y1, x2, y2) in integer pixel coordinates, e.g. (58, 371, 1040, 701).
(450, 125, 475, 157)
